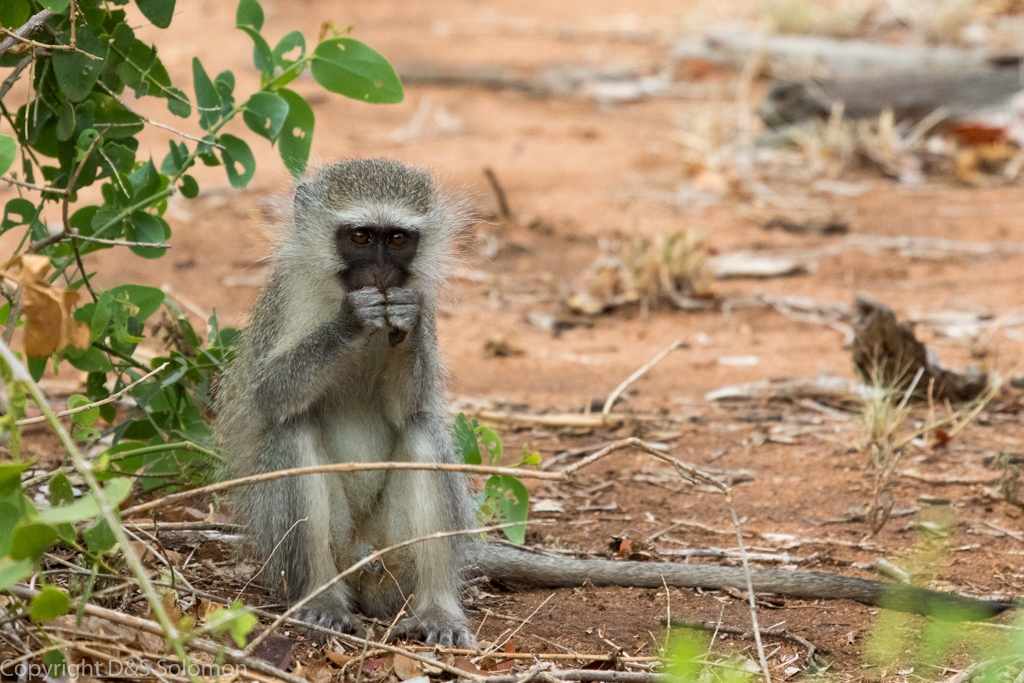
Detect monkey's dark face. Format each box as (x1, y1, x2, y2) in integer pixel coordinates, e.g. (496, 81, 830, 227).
(336, 225, 421, 291)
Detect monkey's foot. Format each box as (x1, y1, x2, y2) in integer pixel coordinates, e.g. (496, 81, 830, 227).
(389, 612, 476, 649)
(295, 605, 366, 640)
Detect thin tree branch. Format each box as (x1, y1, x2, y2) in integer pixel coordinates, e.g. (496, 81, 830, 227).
(121, 461, 564, 517)
(40, 229, 172, 250)
(0, 55, 32, 100)
(1, 176, 68, 195)
(97, 82, 224, 147)
(0, 10, 55, 59)
(16, 362, 168, 425)
(0, 27, 101, 59)
(602, 338, 685, 417)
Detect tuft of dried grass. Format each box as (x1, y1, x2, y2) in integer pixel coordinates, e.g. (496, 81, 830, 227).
(566, 231, 713, 315)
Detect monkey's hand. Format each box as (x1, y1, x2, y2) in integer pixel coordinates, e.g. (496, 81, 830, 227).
(347, 288, 387, 335)
(384, 288, 420, 347)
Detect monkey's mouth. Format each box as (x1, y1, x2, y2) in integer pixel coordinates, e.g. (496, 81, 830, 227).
(339, 265, 406, 292)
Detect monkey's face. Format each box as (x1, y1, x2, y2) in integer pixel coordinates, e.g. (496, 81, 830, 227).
(335, 225, 421, 291)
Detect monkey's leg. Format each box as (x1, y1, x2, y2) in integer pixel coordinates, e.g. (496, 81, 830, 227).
(249, 421, 363, 635)
(373, 414, 475, 648)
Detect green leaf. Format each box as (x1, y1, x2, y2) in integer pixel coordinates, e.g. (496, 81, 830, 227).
(272, 31, 306, 81)
(52, 27, 108, 102)
(214, 71, 236, 113)
(77, 128, 100, 152)
(27, 357, 46, 382)
(311, 38, 403, 104)
(191, 57, 221, 130)
(0, 502, 20, 556)
(0, 134, 17, 176)
(49, 473, 75, 507)
(518, 445, 542, 469)
(485, 475, 529, 544)
(136, 0, 176, 29)
(0, 460, 30, 496)
(38, 0, 71, 12)
(0, 0, 30, 29)
(0, 558, 33, 591)
(243, 92, 289, 143)
(239, 26, 273, 76)
(83, 519, 116, 552)
(67, 394, 100, 428)
(180, 174, 199, 198)
(42, 651, 65, 679)
(2, 197, 36, 234)
(208, 600, 258, 647)
(277, 88, 314, 178)
(164, 86, 191, 118)
(235, 0, 264, 31)
(64, 347, 114, 373)
(219, 134, 255, 188)
(453, 413, 481, 465)
(106, 284, 165, 322)
(127, 159, 161, 203)
(30, 586, 70, 623)
(37, 478, 132, 525)
(127, 212, 171, 259)
(476, 426, 503, 465)
(56, 100, 76, 142)
(11, 522, 58, 561)
(89, 290, 113, 341)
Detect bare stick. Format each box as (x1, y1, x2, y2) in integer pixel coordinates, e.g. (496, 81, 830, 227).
(478, 671, 670, 683)
(483, 167, 512, 220)
(602, 338, 685, 417)
(726, 497, 770, 683)
(485, 592, 555, 656)
(233, 516, 308, 601)
(560, 438, 724, 492)
(0, 26, 101, 59)
(121, 461, 563, 517)
(405, 646, 656, 662)
(64, 230, 172, 249)
(0, 55, 31, 100)
(1, 176, 69, 195)
(17, 362, 168, 425)
(0, 10, 55, 58)
(97, 82, 224, 147)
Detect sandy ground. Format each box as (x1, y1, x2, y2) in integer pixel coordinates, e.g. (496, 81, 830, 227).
(4, 0, 1024, 677)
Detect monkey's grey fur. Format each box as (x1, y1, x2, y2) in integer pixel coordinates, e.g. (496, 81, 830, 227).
(218, 159, 1014, 650)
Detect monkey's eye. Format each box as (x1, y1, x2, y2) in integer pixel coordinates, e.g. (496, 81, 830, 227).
(350, 230, 371, 245)
(387, 231, 409, 247)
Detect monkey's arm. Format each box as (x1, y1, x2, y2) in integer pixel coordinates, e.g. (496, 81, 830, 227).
(253, 289, 385, 420)
(470, 544, 1016, 620)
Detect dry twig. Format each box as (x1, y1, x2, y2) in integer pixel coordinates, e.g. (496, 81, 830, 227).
(122, 461, 563, 517)
(17, 362, 168, 425)
(602, 338, 685, 417)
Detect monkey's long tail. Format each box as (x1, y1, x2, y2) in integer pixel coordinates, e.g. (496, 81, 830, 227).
(471, 544, 1016, 620)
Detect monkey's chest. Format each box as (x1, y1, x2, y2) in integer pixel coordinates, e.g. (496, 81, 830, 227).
(317, 407, 399, 508)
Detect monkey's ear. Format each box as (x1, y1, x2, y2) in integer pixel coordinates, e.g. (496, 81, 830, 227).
(293, 181, 313, 217)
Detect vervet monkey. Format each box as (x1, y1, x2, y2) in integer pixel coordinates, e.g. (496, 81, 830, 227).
(217, 159, 1014, 649)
